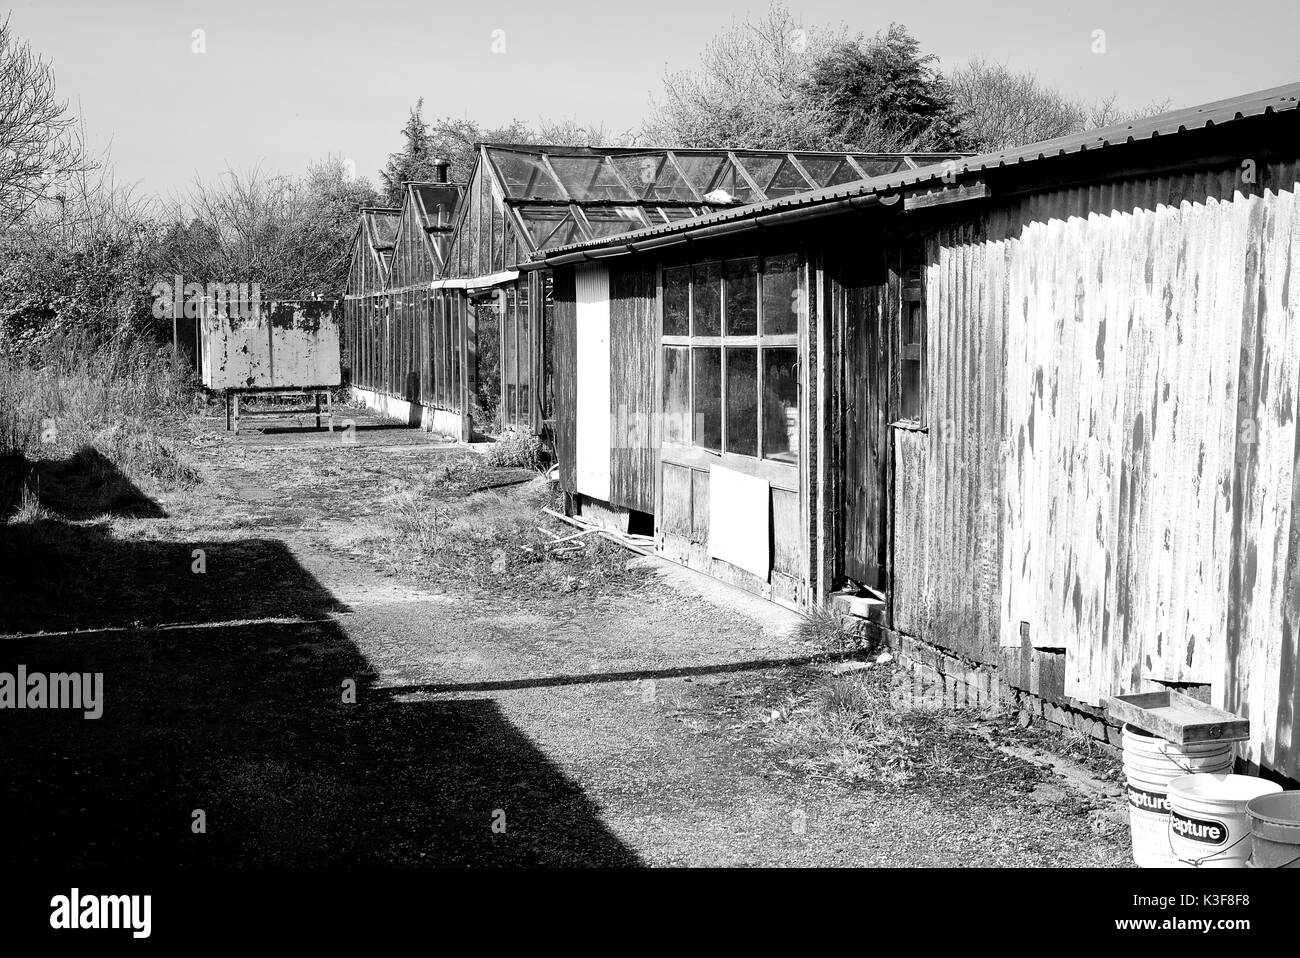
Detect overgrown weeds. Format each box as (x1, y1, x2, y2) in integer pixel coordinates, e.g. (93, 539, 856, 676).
(484, 427, 544, 470)
(762, 671, 959, 786)
(0, 328, 200, 518)
(365, 477, 640, 596)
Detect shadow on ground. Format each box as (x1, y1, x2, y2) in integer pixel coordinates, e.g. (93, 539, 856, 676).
(2, 447, 165, 522)
(0, 493, 638, 866)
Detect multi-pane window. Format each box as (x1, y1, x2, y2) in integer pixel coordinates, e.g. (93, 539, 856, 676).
(662, 253, 803, 464)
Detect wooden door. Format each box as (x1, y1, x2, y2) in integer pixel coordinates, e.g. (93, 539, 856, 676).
(835, 248, 889, 590)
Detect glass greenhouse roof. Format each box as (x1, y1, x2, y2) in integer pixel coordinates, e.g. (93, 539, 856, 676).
(482, 146, 967, 253)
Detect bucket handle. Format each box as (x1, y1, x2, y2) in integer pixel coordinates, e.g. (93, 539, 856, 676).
(1166, 819, 1252, 867)
(1244, 847, 1300, 869)
(1153, 741, 1230, 775)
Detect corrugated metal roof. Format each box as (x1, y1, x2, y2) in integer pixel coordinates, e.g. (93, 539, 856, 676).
(533, 81, 1300, 260)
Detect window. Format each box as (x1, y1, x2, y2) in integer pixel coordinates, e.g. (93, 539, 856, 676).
(762, 254, 800, 335)
(725, 348, 758, 455)
(723, 258, 757, 335)
(762, 348, 799, 463)
(691, 262, 721, 335)
(663, 266, 689, 336)
(661, 254, 803, 464)
(663, 346, 689, 443)
(898, 237, 926, 423)
(693, 347, 722, 450)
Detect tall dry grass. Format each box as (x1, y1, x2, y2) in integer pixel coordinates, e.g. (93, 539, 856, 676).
(0, 329, 199, 517)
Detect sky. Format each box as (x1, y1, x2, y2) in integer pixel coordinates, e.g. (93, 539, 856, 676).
(9, 0, 1299, 198)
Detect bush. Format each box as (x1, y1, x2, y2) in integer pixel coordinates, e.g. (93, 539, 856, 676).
(484, 427, 543, 470)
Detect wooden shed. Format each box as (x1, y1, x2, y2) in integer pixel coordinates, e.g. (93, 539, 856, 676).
(529, 83, 1300, 782)
(431, 145, 962, 436)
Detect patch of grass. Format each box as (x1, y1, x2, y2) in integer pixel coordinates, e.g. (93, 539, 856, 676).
(9, 485, 52, 524)
(484, 427, 544, 470)
(668, 665, 1045, 796)
(0, 330, 200, 517)
(365, 480, 642, 596)
(762, 671, 958, 787)
(798, 603, 877, 657)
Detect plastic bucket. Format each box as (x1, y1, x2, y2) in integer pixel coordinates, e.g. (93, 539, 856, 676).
(1166, 773, 1281, 867)
(1122, 725, 1233, 867)
(1245, 791, 1300, 868)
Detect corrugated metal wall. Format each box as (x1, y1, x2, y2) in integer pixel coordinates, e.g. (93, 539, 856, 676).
(893, 221, 1006, 664)
(897, 160, 1300, 778)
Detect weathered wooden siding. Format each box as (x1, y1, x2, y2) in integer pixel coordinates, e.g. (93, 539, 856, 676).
(948, 162, 1300, 777)
(836, 251, 889, 589)
(608, 263, 658, 514)
(552, 268, 578, 495)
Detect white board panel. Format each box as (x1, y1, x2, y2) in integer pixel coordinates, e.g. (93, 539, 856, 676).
(201, 306, 341, 390)
(575, 265, 611, 502)
(708, 464, 770, 580)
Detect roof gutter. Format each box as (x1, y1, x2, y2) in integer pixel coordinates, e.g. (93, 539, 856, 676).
(522, 190, 896, 270)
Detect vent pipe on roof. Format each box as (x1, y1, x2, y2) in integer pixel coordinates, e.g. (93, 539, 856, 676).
(432, 157, 450, 183)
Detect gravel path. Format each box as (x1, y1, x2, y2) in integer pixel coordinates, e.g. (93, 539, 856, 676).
(0, 406, 1132, 867)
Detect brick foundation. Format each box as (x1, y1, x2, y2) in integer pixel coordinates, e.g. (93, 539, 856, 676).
(878, 628, 1123, 758)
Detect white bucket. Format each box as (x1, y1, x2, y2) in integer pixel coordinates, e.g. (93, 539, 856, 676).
(1167, 773, 1282, 867)
(1121, 725, 1233, 867)
(1245, 791, 1300, 868)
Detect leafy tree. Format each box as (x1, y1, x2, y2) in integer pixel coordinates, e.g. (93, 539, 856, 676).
(949, 57, 1173, 151)
(802, 24, 972, 152)
(423, 115, 533, 185)
(0, 161, 159, 350)
(645, 1, 848, 149)
(160, 159, 380, 301)
(380, 99, 443, 205)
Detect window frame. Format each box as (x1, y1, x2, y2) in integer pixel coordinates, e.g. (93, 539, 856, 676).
(660, 252, 802, 467)
(893, 234, 928, 428)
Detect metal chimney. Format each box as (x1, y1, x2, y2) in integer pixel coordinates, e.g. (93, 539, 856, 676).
(432, 157, 449, 183)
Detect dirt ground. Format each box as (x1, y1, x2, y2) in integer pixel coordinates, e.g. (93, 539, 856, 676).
(0, 403, 1134, 867)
